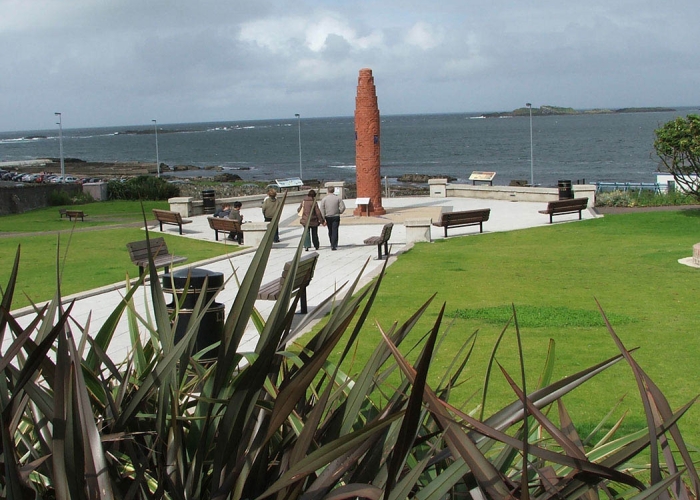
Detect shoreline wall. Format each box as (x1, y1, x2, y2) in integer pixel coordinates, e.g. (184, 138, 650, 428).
(0, 183, 81, 215)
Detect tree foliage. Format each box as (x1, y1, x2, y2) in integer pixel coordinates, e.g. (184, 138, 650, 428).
(654, 114, 700, 198)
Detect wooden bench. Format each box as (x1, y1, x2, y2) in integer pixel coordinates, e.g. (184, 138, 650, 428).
(257, 252, 319, 314)
(58, 208, 67, 218)
(65, 210, 86, 221)
(364, 223, 393, 260)
(207, 217, 241, 241)
(152, 209, 192, 235)
(538, 197, 589, 223)
(432, 209, 490, 237)
(126, 237, 188, 275)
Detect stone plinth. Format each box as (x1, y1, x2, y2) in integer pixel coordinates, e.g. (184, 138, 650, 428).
(404, 218, 432, 244)
(428, 178, 447, 198)
(242, 222, 268, 247)
(354, 68, 385, 216)
(168, 197, 193, 217)
(325, 181, 346, 199)
(82, 182, 108, 201)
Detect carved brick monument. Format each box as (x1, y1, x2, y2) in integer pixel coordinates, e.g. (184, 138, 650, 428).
(354, 68, 386, 216)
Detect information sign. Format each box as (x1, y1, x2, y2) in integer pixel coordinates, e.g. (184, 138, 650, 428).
(469, 171, 496, 185)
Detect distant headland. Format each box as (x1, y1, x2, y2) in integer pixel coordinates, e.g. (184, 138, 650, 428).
(482, 105, 675, 118)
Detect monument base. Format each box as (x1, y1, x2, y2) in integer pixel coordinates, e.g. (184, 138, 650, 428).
(353, 207, 386, 217)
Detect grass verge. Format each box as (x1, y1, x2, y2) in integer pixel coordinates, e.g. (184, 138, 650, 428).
(0, 201, 170, 232)
(335, 209, 700, 445)
(0, 201, 240, 309)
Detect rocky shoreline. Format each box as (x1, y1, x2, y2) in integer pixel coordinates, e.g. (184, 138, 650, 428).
(10, 158, 217, 179)
(6, 159, 436, 198)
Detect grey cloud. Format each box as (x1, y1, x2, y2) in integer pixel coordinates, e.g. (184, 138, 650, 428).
(0, 0, 699, 131)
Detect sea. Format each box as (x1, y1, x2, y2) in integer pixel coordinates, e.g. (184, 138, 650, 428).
(1, 109, 697, 187)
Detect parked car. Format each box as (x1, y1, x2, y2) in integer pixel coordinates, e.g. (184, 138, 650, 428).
(63, 176, 79, 184)
(50, 176, 64, 183)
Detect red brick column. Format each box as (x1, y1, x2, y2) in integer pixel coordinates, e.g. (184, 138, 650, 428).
(354, 68, 385, 216)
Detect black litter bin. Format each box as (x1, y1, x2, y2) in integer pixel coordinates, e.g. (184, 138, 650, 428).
(162, 268, 224, 358)
(558, 180, 573, 200)
(202, 189, 216, 214)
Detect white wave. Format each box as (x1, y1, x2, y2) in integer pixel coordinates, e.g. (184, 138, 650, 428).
(329, 164, 356, 170)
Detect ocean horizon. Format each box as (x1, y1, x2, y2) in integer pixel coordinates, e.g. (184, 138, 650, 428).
(2, 109, 698, 187)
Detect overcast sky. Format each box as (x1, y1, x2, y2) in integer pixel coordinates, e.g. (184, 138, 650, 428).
(1, 0, 698, 132)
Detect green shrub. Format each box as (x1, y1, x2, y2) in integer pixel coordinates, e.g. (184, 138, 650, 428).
(48, 189, 94, 206)
(107, 175, 180, 200)
(596, 189, 696, 207)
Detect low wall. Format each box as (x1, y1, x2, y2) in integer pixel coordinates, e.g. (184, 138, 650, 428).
(445, 183, 596, 206)
(171, 190, 310, 216)
(0, 183, 82, 215)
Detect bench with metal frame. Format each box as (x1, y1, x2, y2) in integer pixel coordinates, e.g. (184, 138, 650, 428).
(538, 197, 589, 223)
(432, 209, 490, 237)
(257, 252, 319, 314)
(126, 237, 187, 275)
(207, 216, 242, 241)
(364, 222, 394, 259)
(65, 210, 86, 221)
(152, 209, 192, 235)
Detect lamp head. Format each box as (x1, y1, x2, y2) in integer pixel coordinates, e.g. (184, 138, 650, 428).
(525, 103, 531, 108)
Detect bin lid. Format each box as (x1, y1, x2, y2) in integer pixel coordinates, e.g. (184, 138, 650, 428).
(162, 268, 224, 290)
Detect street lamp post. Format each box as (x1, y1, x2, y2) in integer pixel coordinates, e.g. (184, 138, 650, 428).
(152, 119, 160, 177)
(54, 112, 65, 179)
(295, 113, 302, 180)
(526, 103, 534, 186)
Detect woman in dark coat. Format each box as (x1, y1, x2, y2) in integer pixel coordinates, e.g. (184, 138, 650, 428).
(298, 189, 325, 250)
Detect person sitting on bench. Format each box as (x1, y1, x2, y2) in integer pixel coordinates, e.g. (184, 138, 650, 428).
(214, 203, 231, 218)
(227, 201, 244, 244)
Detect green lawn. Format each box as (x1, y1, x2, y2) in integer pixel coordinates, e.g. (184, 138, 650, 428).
(339, 210, 700, 444)
(3, 204, 699, 445)
(0, 201, 170, 232)
(0, 202, 239, 309)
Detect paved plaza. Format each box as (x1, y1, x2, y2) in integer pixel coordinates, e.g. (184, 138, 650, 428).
(12, 196, 598, 361)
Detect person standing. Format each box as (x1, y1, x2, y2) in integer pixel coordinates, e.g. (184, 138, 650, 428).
(261, 189, 281, 242)
(319, 186, 345, 250)
(298, 189, 325, 251)
(227, 201, 244, 244)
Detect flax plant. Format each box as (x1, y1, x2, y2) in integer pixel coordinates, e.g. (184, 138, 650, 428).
(0, 198, 698, 499)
